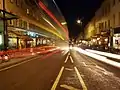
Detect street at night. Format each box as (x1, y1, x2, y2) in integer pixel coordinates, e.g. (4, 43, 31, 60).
(0, 48, 120, 90)
(1, 0, 120, 90)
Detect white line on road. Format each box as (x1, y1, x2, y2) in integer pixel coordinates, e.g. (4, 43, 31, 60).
(70, 56, 74, 63)
(82, 62, 87, 67)
(74, 67, 87, 90)
(64, 54, 69, 63)
(60, 84, 79, 90)
(51, 66, 64, 90)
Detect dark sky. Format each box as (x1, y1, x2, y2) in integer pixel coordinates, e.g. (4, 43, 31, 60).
(55, 0, 104, 38)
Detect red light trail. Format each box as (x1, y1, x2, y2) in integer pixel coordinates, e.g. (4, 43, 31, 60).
(38, 0, 68, 39)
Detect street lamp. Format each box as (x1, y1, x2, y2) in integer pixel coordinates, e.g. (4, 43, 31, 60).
(77, 19, 82, 24)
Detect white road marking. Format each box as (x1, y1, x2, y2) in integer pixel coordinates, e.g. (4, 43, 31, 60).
(0, 56, 40, 72)
(65, 68, 74, 71)
(74, 67, 87, 90)
(64, 54, 69, 63)
(70, 56, 74, 63)
(60, 84, 79, 90)
(82, 62, 87, 67)
(51, 66, 64, 90)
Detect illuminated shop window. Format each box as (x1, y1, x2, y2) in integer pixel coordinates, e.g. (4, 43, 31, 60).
(0, 34, 2, 45)
(27, 9, 29, 14)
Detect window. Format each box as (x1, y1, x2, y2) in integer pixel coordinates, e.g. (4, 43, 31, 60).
(8, 20, 14, 26)
(19, 19, 22, 28)
(21, 20, 24, 28)
(113, 14, 115, 27)
(24, 21, 27, 29)
(27, 9, 29, 14)
(10, 0, 14, 3)
(108, 3, 110, 13)
(119, 12, 120, 25)
(105, 21, 107, 29)
(16, 0, 20, 6)
(113, 0, 115, 6)
(16, 19, 19, 27)
(108, 20, 110, 28)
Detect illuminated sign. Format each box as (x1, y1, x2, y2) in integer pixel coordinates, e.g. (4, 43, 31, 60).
(27, 31, 36, 37)
(0, 35, 2, 45)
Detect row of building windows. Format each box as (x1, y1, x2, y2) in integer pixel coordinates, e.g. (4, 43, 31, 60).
(7, 19, 42, 32)
(8, 19, 28, 29)
(102, 0, 120, 16)
(99, 12, 120, 30)
(9, 0, 40, 21)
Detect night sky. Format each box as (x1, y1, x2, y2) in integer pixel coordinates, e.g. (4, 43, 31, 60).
(55, 0, 104, 38)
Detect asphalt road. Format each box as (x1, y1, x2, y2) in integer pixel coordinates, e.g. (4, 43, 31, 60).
(0, 50, 120, 90)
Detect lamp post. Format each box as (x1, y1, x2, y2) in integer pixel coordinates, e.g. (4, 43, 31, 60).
(3, 0, 8, 50)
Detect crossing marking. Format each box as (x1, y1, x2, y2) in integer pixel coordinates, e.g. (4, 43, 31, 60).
(82, 62, 87, 67)
(70, 56, 74, 63)
(60, 84, 79, 90)
(51, 66, 64, 90)
(74, 67, 87, 90)
(64, 54, 69, 63)
(65, 68, 74, 71)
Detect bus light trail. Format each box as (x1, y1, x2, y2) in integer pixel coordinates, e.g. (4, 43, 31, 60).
(38, 0, 68, 39)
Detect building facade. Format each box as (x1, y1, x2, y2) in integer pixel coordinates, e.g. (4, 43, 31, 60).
(84, 0, 120, 49)
(0, 0, 68, 50)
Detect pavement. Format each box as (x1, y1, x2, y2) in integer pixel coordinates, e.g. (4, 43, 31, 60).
(0, 49, 120, 90)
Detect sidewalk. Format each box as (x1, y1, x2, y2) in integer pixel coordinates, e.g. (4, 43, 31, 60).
(0, 47, 59, 70)
(0, 54, 39, 70)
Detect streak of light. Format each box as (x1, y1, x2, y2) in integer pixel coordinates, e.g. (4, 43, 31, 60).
(42, 17, 57, 30)
(73, 47, 120, 69)
(86, 49, 120, 60)
(38, 0, 68, 39)
(61, 22, 67, 25)
(60, 47, 69, 51)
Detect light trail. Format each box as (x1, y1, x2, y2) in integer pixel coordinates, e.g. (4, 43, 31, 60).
(73, 47, 120, 69)
(42, 17, 57, 30)
(86, 49, 120, 60)
(38, 0, 68, 39)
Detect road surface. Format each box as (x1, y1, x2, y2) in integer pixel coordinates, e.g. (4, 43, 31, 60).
(0, 50, 120, 90)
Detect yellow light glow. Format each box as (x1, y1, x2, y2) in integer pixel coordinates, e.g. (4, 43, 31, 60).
(43, 17, 57, 30)
(61, 22, 67, 25)
(21, 16, 65, 40)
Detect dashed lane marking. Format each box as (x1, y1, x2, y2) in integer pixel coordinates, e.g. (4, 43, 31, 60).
(74, 67, 88, 90)
(51, 66, 64, 90)
(70, 56, 74, 63)
(64, 54, 69, 63)
(60, 84, 79, 90)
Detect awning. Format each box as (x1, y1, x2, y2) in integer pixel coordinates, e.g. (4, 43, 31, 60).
(0, 9, 18, 20)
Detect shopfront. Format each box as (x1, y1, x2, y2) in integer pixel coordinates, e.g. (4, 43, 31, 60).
(0, 20, 4, 50)
(113, 34, 120, 49)
(113, 27, 120, 49)
(0, 9, 17, 50)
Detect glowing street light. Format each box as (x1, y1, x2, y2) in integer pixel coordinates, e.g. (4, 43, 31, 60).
(77, 19, 81, 24)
